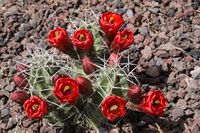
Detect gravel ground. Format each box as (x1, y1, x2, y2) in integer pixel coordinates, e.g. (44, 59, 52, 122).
(0, 0, 200, 133)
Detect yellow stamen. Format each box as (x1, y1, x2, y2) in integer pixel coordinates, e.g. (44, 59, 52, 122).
(123, 34, 128, 39)
(55, 31, 60, 37)
(154, 100, 160, 105)
(64, 86, 70, 92)
(109, 16, 114, 24)
(79, 34, 85, 41)
(32, 104, 39, 111)
(110, 105, 118, 112)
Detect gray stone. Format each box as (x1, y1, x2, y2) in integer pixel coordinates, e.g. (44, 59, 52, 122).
(189, 49, 200, 60)
(177, 89, 186, 98)
(171, 107, 185, 120)
(193, 110, 200, 119)
(116, 0, 124, 8)
(110, 127, 120, 133)
(190, 122, 200, 133)
(185, 109, 194, 116)
(141, 46, 152, 60)
(3, 6, 18, 17)
(149, 8, 159, 14)
(145, 66, 160, 77)
(1, 108, 9, 118)
(191, 102, 200, 110)
(154, 50, 169, 58)
(44, 9, 50, 18)
(162, 0, 170, 5)
(126, 9, 133, 18)
(173, 61, 185, 72)
(191, 67, 200, 80)
(22, 118, 33, 128)
(0, 37, 4, 47)
(14, 31, 25, 42)
(19, 24, 31, 32)
(6, 118, 17, 130)
(194, 30, 200, 37)
(176, 99, 187, 109)
(139, 27, 149, 36)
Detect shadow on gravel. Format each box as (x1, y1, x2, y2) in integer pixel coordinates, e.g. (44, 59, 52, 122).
(136, 65, 171, 88)
(126, 111, 186, 133)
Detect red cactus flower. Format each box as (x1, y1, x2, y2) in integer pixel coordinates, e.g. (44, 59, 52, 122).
(23, 96, 48, 119)
(139, 90, 167, 116)
(76, 76, 93, 96)
(111, 29, 134, 51)
(127, 85, 142, 100)
(82, 56, 96, 75)
(72, 29, 94, 52)
(53, 77, 80, 104)
(11, 90, 29, 104)
(109, 53, 119, 67)
(48, 27, 72, 53)
(13, 75, 28, 89)
(101, 96, 127, 121)
(16, 64, 27, 72)
(99, 12, 123, 37)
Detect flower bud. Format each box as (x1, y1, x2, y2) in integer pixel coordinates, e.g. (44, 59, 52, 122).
(127, 85, 142, 100)
(76, 76, 93, 96)
(13, 75, 28, 89)
(109, 53, 119, 67)
(11, 90, 29, 104)
(16, 64, 27, 72)
(82, 56, 96, 75)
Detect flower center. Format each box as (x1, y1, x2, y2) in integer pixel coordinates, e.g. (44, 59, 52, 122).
(153, 99, 160, 107)
(109, 16, 115, 24)
(78, 34, 86, 41)
(110, 104, 119, 113)
(32, 104, 39, 111)
(123, 34, 128, 39)
(55, 31, 60, 37)
(63, 85, 71, 95)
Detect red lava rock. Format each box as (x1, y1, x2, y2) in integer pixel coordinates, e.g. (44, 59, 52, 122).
(182, 7, 194, 16)
(162, 0, 170, 6)
(134, 34, 144, 44)
(141, 46, 152, 60)
(177, 88, 186, 98)
(192, 17, 200, 25)
(190, 121, 200, 133)
(171, 107, 185, 120)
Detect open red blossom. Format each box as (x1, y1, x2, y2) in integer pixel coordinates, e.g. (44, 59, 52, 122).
(72, 29, 94, 52)
(53, 77, 80, 104)
(23, 96, 48, 119)
(101, 96, 127, 121)
(48, 27, 72, 53)
(99, 12, 123, 37)
(111, 29, 134, 51)
(139, 90, 167, 116)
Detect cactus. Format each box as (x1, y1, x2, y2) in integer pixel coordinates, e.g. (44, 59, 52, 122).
(11, 10, 167, 131)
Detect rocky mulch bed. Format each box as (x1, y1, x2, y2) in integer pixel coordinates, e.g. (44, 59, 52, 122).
(0, 0, 200, 132)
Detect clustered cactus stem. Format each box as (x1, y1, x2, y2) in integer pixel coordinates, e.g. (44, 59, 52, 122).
(11, 11, 167, 130)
